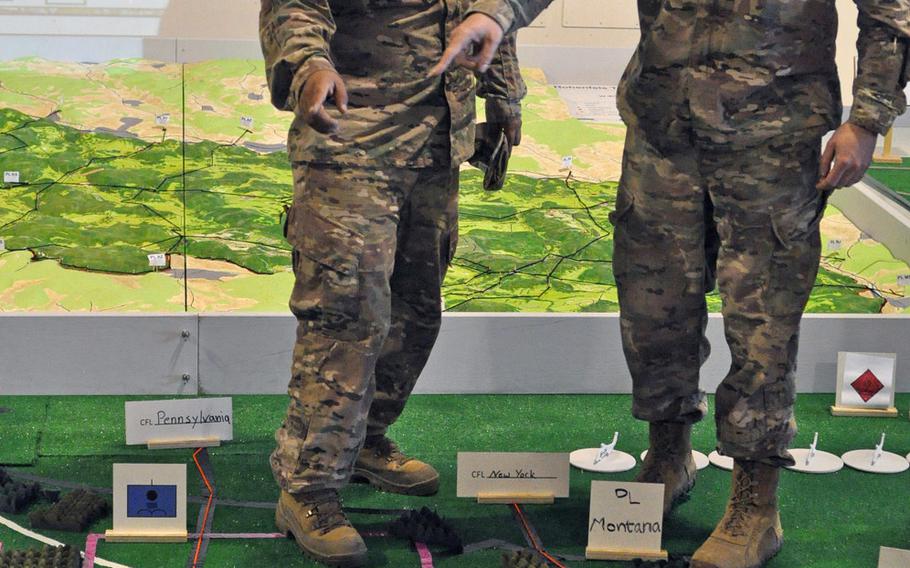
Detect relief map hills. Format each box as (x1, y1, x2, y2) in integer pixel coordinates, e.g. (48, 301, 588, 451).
(0, 57, 907, 313)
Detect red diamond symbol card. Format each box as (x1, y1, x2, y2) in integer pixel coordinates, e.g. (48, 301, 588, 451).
(833, 352, 898, 417)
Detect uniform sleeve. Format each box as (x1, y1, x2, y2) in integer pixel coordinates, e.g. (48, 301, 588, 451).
(259, 0, 338, 112)
(849, 0, 910, 134)
(477, 33, 527, 123)
(466, 0, 554, 33)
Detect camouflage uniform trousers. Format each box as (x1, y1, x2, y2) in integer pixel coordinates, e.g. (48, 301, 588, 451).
(271, 163, 459, 493)
(612, 126, 831, 466)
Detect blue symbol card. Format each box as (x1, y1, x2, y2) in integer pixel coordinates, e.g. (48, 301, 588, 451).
(126, 484, 178, 518)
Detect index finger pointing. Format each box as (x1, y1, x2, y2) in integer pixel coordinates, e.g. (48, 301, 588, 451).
(429, 43, 464, 77)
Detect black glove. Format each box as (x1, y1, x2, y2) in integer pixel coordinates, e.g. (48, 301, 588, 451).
(468, 122, 512, 191)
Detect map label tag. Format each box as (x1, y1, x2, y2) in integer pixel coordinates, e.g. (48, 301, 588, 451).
(125, 397, 233, 446)
(897, 274, 910, 287)
(827, 239, 842, 251)
(147, 253, 167, 268)
(457, 452, 569, 500)
(240, 116, 254, 129)
(4, 171, 20, 184)
(879, 547, 910, 568)
(561, 156, 573, 170)
(155, 113, 170, 127)
(107, 463, 187, 542)
(586, 481, 667, 561)
(0, 238, 5, 251)
(834, 352, 897, 410)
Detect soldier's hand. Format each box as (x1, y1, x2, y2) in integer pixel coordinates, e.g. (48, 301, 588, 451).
(816, 123, 877, 191)
(429, 13, 504, 76)
(298, 69, 348, 135)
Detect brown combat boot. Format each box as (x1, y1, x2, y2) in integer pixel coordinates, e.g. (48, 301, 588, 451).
(352, 436, 439, 496)
(635, 421, 697, 514)
(690, 460, 783, 568)
(275, 489, 367, 567)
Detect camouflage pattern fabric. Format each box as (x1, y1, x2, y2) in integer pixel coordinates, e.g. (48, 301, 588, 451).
(613, 127, 830, 467)
(271, 164, 459, 492)
(262, 0, 540, 493)
(467, 0, 554, 33)
(618, 0, 910, 149)
(259, 0, 530, 168)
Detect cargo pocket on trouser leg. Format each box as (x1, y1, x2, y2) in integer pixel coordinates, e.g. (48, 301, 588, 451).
(608, 188, 635, 285)
(287, 202, 366, 337)
(766, 187, 831, 318)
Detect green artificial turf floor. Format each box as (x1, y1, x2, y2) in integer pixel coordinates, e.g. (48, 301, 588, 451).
(1, 394, 909, 567)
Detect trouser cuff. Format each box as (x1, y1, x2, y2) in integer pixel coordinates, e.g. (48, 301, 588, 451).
(715, 444, 796, 468)
(632, 391, 708, 424)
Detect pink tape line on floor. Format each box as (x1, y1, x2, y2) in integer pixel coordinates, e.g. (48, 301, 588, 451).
(83, 533, 102, 568)
(189, 533, 285, 539)
(415, 541, 434, 568)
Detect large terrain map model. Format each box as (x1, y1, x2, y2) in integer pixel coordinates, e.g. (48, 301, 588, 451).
(0, 58, 907, 313)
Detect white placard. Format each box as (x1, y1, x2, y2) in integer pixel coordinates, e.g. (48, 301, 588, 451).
(827, 239, 843, 251)
(108, 463, 186, 540)
(155, 113, 170, 126)
(240, 116, 254, 129)
(147, 253, 167, 268)
(3, 171, 20, 183)
(587, 481, 665, 558)
(125, 398, 233, 446)
(898, 274, 910, 287)
(457, 452, 570, 498)
(879, 547, 910, 567)
(554, 84, 621, 122)
(0, 238, 5, 251)
(835, 352, 897, 409)
(561, 156, 574, 170)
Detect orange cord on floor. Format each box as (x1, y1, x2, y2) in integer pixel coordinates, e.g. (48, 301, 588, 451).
(192, 447, 214, 568)
(511, 503, 567, 568)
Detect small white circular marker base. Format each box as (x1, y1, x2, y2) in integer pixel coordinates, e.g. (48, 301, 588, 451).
(570, 448, 636, 473)
(640, 450, 710, 471)
(842, 450, 909, 474)
(786, 449, 844, 474)
(708, 451, 734, 471)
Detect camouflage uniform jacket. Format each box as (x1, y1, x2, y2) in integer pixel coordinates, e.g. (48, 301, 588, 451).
(619, 0, 910, 147)
(260, 0, 547, 167)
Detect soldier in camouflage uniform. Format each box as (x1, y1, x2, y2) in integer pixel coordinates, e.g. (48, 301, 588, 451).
(606, 2, 910, 567)
(439, 3, 907, 566)
(259, 1, 547, 565)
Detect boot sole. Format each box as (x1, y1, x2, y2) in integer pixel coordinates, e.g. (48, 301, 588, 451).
(690, 532, 783, 568)
(276, 503, 368, 568)
(351, 468, 439, 496)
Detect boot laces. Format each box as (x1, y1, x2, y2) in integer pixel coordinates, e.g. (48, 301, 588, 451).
(368, 437, 411, 466)
(724, 469, 758, 537)
(303, 490, 350, 535)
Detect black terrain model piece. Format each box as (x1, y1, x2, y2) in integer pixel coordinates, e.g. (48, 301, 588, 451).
(0, 544, 81, 568)
(388, 507, 463, 553)
(501, 549, 549, 568)
(0, 467, 41, 514)
(29, 488, 111, 532)
(632, 554, 692, 568)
